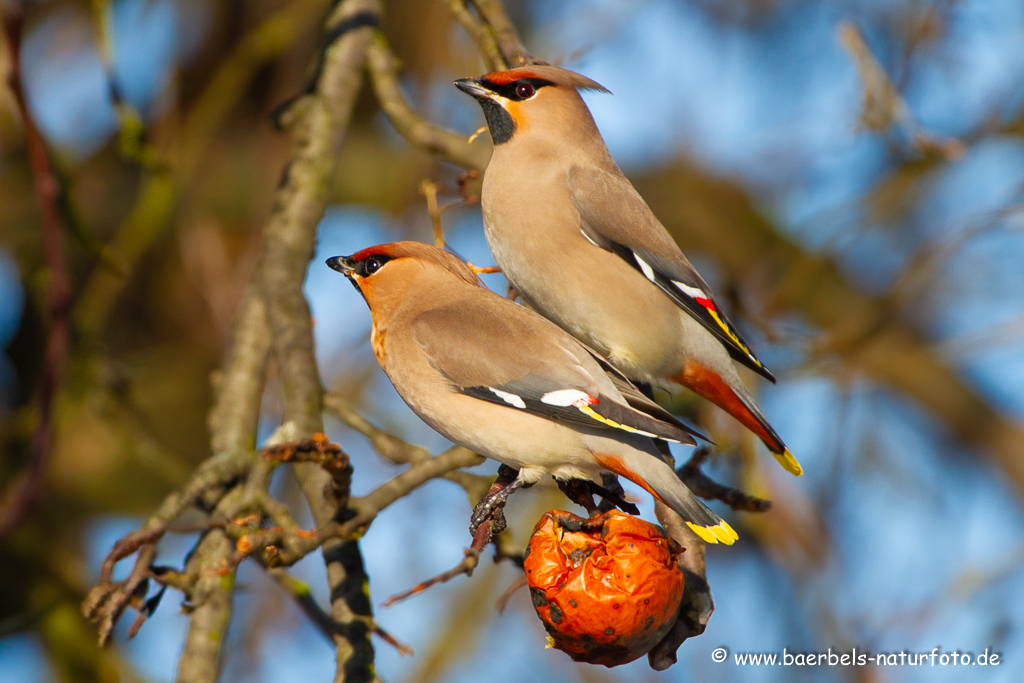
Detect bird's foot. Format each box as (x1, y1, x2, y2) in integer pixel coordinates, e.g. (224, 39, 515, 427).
(595, 472, 641, 516)
(557, 478, 599, 516)
(469, 496, 509, 537)
(469, 465, 523, 537)
(468, 263, 501, 274)
(558, 476, 640, 517)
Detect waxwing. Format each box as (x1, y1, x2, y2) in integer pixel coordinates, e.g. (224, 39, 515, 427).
(454, 65, 802, 476)
(326, 241, 737, 544)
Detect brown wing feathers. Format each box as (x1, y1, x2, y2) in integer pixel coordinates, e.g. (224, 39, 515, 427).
(411, 300, 698, 445)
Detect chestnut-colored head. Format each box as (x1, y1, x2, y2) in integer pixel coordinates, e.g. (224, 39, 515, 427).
(454, 65, 610, 147)
(326, 241, 482, 321)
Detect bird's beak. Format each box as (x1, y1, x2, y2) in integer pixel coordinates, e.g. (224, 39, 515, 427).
(326, 255, 355, 276)
(454, 78, 491, 100)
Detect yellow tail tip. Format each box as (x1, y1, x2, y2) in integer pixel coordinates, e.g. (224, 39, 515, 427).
(715, 520, 739, 544)
(687, 520, 738, 545)
(774, 447, 803, 476)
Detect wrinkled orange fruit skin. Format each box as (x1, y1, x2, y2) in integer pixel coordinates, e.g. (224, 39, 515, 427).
(524, 509, 684, 666)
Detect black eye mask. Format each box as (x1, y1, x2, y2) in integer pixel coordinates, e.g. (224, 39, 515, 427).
(476, 78, 555, 145)
(482, 77, 554, 101)
(355, 254, 393, 277)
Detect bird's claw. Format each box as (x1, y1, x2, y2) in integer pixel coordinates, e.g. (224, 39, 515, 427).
(469, 496, 508, 537)
(558, 476, 640, 517)
(468, 465, 523, 537)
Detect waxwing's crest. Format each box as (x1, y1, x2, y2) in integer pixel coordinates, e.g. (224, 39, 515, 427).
(481, 65, 610, 94)
(350, 241, 483, 287)
(350, 244, 402, 262)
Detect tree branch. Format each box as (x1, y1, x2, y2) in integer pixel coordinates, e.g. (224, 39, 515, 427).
(443, 0, 505, 71)
(354, 445, 484, 515)
(266, 568, 413, 655)
(365, 35, 490, 171)
(467, 0, 545, 67)
(324, 393, 490, 503)
(253, 1, 382, 680)
(175, 530, 235, 683)
(648, 501, 713, 671)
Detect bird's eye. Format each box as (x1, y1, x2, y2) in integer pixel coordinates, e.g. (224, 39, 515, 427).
(515, 82, 535, 99)
(363, 256, 384, 275)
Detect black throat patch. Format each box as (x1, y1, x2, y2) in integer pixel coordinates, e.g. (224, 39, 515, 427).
(478, 98, 514, 145)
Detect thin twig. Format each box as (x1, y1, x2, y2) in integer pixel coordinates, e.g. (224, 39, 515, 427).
(467, 0, 546, 67)
(324, 393, 491, 503)
(203, 439, 491, 572)
(421, 179, 446, 247)
(82, 545, 157, 646)
(365, 36, 490, 172)
(381, 517, 494, 607)
(268, 568, 414, 655)
(444, 0, 505, 71)
(380, 467, 525, 607)
(494, 575, 527, 614)
(89, 0, 164, 170)
(0, 6, 72, 539)
(356, 445, 485, 516)
(837, 21, 963, 159)
(677, 446, 773, 513)
(325, 392, 432, 464)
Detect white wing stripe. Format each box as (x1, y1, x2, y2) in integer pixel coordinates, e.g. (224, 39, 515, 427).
(488, 387, 526, 409)
(541, 389, 592, 407)
(634, 254, 657, 282)
(672, 280, 706, 299)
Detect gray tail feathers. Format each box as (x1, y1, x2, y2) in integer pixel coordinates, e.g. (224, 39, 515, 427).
(730, 386, 803, 477)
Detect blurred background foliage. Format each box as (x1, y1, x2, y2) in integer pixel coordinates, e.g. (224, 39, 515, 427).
(1, 0, 1024, 681)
